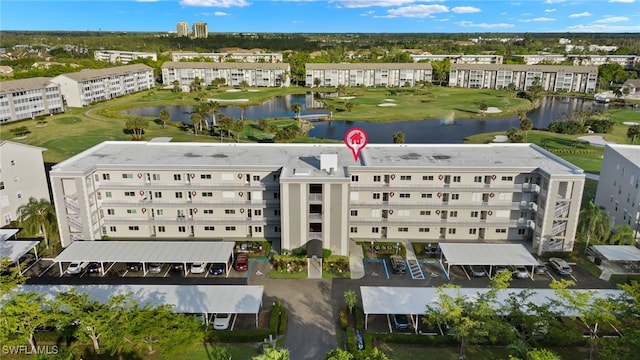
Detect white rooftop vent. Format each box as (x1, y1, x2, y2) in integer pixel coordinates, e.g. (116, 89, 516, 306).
(320, 153, 338, 174)
(293, 168, 310, 176)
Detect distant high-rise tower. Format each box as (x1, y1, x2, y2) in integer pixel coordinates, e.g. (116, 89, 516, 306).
(193, 22, 208, 39)
(177, 22, 189, 37)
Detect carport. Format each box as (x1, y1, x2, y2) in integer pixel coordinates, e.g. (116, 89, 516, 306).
(54, 241, 235, 277)
(18, 284, 264, 327)
(591, 245, 640, 273)
(438, 243, 539, 280)
(0, 229, 40, 275)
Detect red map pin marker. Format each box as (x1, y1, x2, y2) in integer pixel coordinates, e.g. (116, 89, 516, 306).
(344, 127, 368, 162)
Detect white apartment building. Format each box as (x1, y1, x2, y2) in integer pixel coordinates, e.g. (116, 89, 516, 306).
(161, 62, 290, 88)
(448, 64, 598, 93)
(171, 52, 284, 63)
(193, 22, 208, 39)
(513, 54, 569, 65)
(0, 141, 50, 226)
(515, 54, 639, 69)
(176, 22, 189, 37)
(51, 64, 155, 107)
(50, 142, 584, 256)
(305, 63, 433, 87)
(93, 50, 157, 64)
(595, 145, 640, 242)
(0, 77, 65, 123)
(410, 54, 503, 64)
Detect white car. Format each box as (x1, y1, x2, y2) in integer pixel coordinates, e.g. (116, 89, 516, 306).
(213, 313, 231, 330)
(190, 262, 207, 274)
(66, 262, 86, 275)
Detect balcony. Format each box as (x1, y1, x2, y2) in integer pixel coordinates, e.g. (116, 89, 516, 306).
(67, 216, 83, 231)
(65, 197, 81, 213)
(551, 222, 567, 236)
(522, 183, 540, 193)
(309, 213, 323, 221)
(308, 193, 323, 202)
(554, 203, 570, 218)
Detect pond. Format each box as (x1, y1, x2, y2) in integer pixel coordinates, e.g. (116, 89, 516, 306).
(125, 94, 604, 144)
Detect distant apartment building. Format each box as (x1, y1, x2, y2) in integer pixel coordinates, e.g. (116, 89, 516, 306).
(0, 141, 50, 226)
(0, 77, 65, 123)
(448, 64, 598, 93)
(50, 142, 584, 255)
(171, 52, 284, 63)
(176, 22, 189, 37)
(410, 54, 503, 64)
(161, 62, 290, 88)
(514, 54, 569, 65)
(192, 22, 208, 39)
(595, 145, 640, 242)
(305, 63, 433, 87)
(515, 54, 639, 69)
(51, 64, 155, 107)
(93, 50, 157, 64)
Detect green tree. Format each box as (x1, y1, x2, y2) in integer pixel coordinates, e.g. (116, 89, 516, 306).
(217, 114, 234, 141)
(0, 291, 52, 354)
(392, 131, 405, 144)
(600, 281, 640, 360)
(578, 200, 610, 252)
(17, 197, 57, 250)
(190, 112, 204, 136)
(258, 118, 269, 131)
(325, 348, 354, 360)
(527, 77, 545, 101)
(252, 348, 290, 360)
(627, 125, 640, 144)
(520, 117, 533, 142)
(240, 80, 249, 91)
(159, 108, 170, 129)
(336, 84, 347, 96)
(598, 63, 628, 89)
(314, 77, 322, 87)
(172, 80, 181, 93)
(0, 258, 27, 296)
(344, 290, 357, 314)
(478, 101, 488, 116)
(345, 101, 353, 112)
(190, 76, 203, 92)
(231, 119, 245, 142)
(125, 117, 149, 140)
(609, 224, 634, 245)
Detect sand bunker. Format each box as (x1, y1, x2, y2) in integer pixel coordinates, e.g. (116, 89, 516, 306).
(384, 99, 396, 102)
(208, 98, 249, 103)
(226, 89, 242, 92)
(493, 135, 509, 143)
(339, 96, 356, 100)
(485, 107, 502, 113)
(378, 103, 397, 107)
(623, 122, 639, 126)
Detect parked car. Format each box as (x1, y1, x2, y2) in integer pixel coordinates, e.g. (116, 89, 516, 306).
(389, 255, 406, 274)
(66, 262, 86, 275)
(549, 258, 572, 276)
(465, 265, 486, 277)
(511, 265, 529, 279)
(234, 253, 249, 271)
(213, 313, 231, 330)
(190, 262, 206, 274)
(534, 263, 548, 275)
(209, 263, 225, 276)
(484, 265, 509, 277)
(126, 262, 142, 272)
(355, 330, 364, 350)
(392, 314, 410, 330)
(87, 262, 101, 274)
(148, 263, 163, 274)
(171, 263, 185, 272)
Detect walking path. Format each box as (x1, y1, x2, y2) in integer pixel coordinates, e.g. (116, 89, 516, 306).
(349, 239, 365, 279)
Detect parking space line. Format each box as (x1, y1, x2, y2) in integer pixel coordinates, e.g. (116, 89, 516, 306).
(39, 262, 56, 277)
(382, 259, 390, 279)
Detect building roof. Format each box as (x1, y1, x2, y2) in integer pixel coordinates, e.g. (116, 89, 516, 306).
(622, 79, 640, 88)
(306, 63, 432, 70)
(54, 241, 236, 263)
(0, 230, 39, 263)
(50, 142, 585, 178)
(95, 50, 156, 55)
(161, 61, 289, 70)
(438, 243, 539, 267)
(19, 284, 264, 315)
(0, 140, 47, 153)
(450, 63, 598, 73)
(54, 64, 153, 82)
(592, 245, 640, 262)
(605, 144, 640, 166)
(0, 77, 58, 93)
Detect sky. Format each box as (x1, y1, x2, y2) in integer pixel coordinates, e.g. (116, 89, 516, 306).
(1, 0, 639, 33)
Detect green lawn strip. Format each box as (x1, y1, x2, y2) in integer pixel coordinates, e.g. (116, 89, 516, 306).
(158, 343, 259, 360)
(379, 344, 588, 360)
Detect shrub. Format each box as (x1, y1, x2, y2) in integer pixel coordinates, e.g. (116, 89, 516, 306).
(355, 307, 365, 331)
(346, 327, 357, 352)
(370, 332, 457, 346)
(322, 248, 332, 258)
(270, 301, 281, 331)
(339, 308, 348, 331)
(277, 308, 288, 335)
(210, 329, 273, 343)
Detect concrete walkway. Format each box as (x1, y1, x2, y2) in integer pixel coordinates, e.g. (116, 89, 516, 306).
(349, 239, 365, 279)
(402, 239, 417, 261)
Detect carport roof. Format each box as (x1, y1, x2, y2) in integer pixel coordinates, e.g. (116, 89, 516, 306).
(439, 243, 539, 266)
(360, 286, 625, 317)
(0, 239, 39, 262)
(55, 241, 235, 263)
(18, 284, 263, 314)
(592, 245, 640, 261)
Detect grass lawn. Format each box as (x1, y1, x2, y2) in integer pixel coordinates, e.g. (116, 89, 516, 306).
(378, 344, 590, 360)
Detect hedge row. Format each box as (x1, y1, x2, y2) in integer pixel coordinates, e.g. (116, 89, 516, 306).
(346, 327, 357, 352)
(549, 149, 597, 154)
(278, 307, 288, 335)
(210, 301, 287, 343)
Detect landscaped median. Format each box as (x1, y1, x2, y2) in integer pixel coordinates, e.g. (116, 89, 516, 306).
(268, 248, 351, 279)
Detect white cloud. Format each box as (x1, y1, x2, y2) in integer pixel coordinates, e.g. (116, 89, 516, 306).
(544, 0, 565, 3)
(608, 0, 635, 3)
(456, 21, 515, 29)
(520, 17, 555, 22)
(385, 4, 449, 18)
(333, 0, 422, 8)
(214, 11, 229, 16)
(500, 12, 508, 15)
(360, 10, 376, 16)
(180, 0, 249, 7)
(566, 23, 640, 31)
(569, 12, 592, 18)
(452, 6, 481, 14)
(594, 16, 629, 23)
(545, 8, 556, 12)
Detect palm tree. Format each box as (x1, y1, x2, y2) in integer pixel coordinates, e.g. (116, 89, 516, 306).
(159, 109, 170, 129)
(578, 200, 610, 253)
(520, 117, 533, 142)
(190, 112, 203, 136)
(17, 197, 58, 249)
(171, 80, 181, 93)
(609, 224, 634, 245)
(392, 131, 405, 144)
(252, 348, 289, 360)
(478, 101, 488, 116)
(240, 80, 249, 91)
(290, 103, 303, 127)
(345, 101, 353, 113)
(627, 125, 640, 144)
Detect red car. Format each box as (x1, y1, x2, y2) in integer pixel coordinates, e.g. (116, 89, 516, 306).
(234, 253, 249, 271)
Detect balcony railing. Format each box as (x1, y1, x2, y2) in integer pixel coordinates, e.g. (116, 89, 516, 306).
(308, 193, 323, 201)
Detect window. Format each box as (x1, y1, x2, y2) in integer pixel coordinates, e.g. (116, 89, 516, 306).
(154, 192, 162, 198)
(501, 176, 514, 181)
(204, 226, 215, 231)
(202, 192, 213, 197)
(399, 193, 410, 198)
(372, 227, 379, 233)
(351, 175, 359, 182)
(158, 226, 166, 232)
(109, 226, 117, 232)
(225, 209, 236, 214)
(226, 226, 236, 231)
(517, 229, 526, 235)
(203, 209, 214, 214)
(273, 174, 280, 181)
(422, 193, 433, 198)
(274, 192, 280, 199)
(274, 209, 280, 216)
(178, 226, 186, 232)
(156, 209, 164, 215)
(469, 229, 477, 234)
(152, 174, 160, 180)
(420, 210, 431, 216)
(470, 211, 479, 217)
(274, 226, 281, 233)
(0, 181, 4, 190)
(350, 227, 358, 233)
(174, 174, 181, 181)
(422, 175, 434, 181)
(201, 174, 212, 179)
(107, 209, 115, 215)
(102, 174, 110, 180)
(419, 227, 429, 232)
(373, 175, 381, 182)
(348, 209, 358, 217)
(373, 193, 380, 200)
(474, 176, 482, 183)
(253, 175, 260, 181)
(398, 227, 409, 232)
(124, 191, 135, 197)
(448, 228, 456, 234)
(105, 191, 112, 198)
(122, 173, 133, 179)
(495, 229, 507, 233)
(128, 226, 139, 231)
(254, 226, 262, 233)
(453, 176, 461, 182)
(254, 209, 262, 216)
(175, 192, 183, 198)
(449, 211, 458, 217)
(400, 175, 411, 181)
(126, 209, 137, 214)
(451, 194, 459, 200)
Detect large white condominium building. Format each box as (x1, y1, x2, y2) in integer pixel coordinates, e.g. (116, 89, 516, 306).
(410, 54, 503, 64)
(192, 22, 208, 39)
(176, 22, 189, 37)
(51, 64, 155, 107)
(171, 52, 284, 63)
(93, 50, 158, 64)
(514, 54, 639, 69)
(161, 62, 290, 88)
(595, 145, 640, 242)
(448, 64, 598, 93)
(305, 63, 433, 87)
(50, 142, 584, 256)
(0, 77, 65, 123)
(1, 141, 50, 226)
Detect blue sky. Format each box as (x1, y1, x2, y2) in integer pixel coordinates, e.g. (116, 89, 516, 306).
(2, 0, 639, 33)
